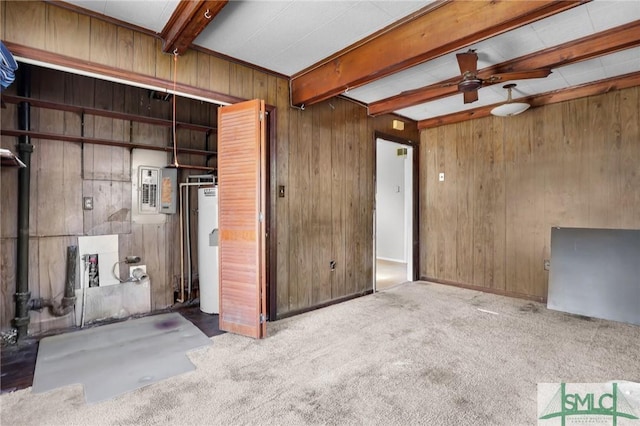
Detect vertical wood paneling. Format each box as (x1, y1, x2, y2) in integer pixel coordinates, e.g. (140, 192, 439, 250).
(4, 1, 46, 49)
(89, 18, 117, 66)
(0, 240, 17, 330)
(275, 78, 290, 313)
(344, 105, 359, 295)
(44, 5, 90, 60)
(299, 108, 313, 308)
(420, 87, 640, 300)
(0, 0, 5, 39)
(210, 56, 230, 95)
(310, 102, 331, 304)
(330, 101, 346, 299)
(421, 129, 436, 278)
(176, 49, 198, 87)
(116, 27, 134, 72)
(455, 121, 473, 284)
(30, 236, 76, 333)
(133, 32, 156, 77)
(1, 96, 19, 238)
(619, 87, 640, 228)
(155, 39, 172, 81)
(229, 63, 253, 100)
(361, 110, 374, 292)
(196, 52, 211, 92)
(1, 0, 428, 326)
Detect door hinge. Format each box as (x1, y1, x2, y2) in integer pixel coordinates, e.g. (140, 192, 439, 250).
(259, 212, 264, 222)
(260, 313, 266, 324)
(259, 111, 264, 121)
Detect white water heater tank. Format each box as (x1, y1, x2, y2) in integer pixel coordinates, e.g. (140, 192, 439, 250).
(197, 186, 219, 314)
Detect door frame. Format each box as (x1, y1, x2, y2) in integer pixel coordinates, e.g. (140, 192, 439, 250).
(265, 105, 278, 321)
(373, 131, 420, 287)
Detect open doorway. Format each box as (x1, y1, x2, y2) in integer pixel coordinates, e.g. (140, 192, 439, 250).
(375, 136, 416, 291)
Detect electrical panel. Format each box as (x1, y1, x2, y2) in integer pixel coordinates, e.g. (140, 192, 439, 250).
(139, 166, 160, 214)
(131, 149, 177, 223)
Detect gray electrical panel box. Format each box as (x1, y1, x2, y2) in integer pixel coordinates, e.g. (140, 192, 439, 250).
(160, 167, 177, 214)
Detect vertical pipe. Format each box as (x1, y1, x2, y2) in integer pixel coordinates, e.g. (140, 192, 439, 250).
(13, 65, 33, 341)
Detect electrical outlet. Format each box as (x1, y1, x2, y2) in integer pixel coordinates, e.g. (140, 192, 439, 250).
(130, 264, 147, 276)
(544, 260, 550, 271)
(83, 196, 93, 210)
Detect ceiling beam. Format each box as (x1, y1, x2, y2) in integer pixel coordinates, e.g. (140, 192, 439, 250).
(160, 0, 228, 55)
(417, 71, 640, 129)
(290, 0, 586, 107)
(369, 20, 640, 116)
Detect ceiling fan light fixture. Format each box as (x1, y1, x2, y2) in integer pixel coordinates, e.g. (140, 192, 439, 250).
(491, 102, 530, 117)
(491, 83, 530, 117)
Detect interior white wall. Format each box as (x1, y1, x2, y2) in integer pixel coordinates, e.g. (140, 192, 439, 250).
(376, 139, 406, 262)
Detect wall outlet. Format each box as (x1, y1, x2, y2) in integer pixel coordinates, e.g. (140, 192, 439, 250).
(543, 259, 550, 271)
(130, 264, 147, 276)
(83, 196, 93, 210)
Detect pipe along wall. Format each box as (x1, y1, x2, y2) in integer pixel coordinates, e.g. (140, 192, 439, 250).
(13, 65, 32, 341)
(11, 65, 78, 340)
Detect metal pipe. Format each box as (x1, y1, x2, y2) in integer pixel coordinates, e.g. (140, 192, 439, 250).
(185, 178, 191, 298)
(28, 245, 77, 317)
(13, 65, 33, 341)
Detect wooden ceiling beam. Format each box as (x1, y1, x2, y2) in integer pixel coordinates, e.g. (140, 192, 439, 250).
(417, 71, 640, 129)
(160, 0, 228, 55)
(290, 0, 586, 107)
(369, 20, 640, 116)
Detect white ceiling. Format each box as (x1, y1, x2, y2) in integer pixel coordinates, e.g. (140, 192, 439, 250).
(63, 0, 640, 123)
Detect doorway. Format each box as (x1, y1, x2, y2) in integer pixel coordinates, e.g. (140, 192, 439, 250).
(374, 136, 416, 291)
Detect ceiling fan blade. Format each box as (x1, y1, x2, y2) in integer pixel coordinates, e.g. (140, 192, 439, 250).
(480, 69, 552, 84)
(463, 91, 478, 104)
(456, 51, 478, 75)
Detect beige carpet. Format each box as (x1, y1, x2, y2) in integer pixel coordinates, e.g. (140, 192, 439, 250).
(2, 281, 639, 425)
(376, 259, 407, 290)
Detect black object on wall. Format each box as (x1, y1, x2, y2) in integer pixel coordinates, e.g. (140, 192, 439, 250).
(13, 65, 33, 341)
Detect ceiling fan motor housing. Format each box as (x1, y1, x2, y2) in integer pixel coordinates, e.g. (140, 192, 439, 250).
(458, 77, 483, 92)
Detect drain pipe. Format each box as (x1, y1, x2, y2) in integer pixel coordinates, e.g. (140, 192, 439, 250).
(29, 246, 78, 317)
(13, 65, 33, 341)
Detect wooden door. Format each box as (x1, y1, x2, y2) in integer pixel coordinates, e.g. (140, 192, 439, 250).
(217, 99, 267, 338)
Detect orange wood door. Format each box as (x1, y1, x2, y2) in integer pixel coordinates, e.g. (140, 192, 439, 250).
(217, 99, 267, 338)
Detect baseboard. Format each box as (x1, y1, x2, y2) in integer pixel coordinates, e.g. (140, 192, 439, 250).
(420, 276, 546, 303)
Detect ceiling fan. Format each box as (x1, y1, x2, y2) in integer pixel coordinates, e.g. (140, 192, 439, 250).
(451, 49, 551, 104)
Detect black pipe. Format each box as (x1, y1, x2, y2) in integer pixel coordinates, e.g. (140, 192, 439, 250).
(28, 246, 77, 317)
(13, 65, 32, 341)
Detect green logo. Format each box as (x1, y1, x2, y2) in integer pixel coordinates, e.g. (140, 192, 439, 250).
(539, 383, 639, 426)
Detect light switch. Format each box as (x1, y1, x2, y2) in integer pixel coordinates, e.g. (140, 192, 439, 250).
(439, 173, 445, 182)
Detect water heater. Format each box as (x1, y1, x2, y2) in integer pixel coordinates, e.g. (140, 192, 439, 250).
(198, 186, 219, 314)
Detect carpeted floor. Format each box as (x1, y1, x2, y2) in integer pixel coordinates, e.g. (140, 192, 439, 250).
(1, 281, 639, 425)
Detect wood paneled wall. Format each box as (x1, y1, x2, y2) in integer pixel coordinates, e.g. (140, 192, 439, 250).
(0, 66, 217, 332)
(420, 87, 640, 300)
(1, 0, 419, 331)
